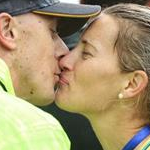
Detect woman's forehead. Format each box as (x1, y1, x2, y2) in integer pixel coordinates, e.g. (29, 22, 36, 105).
(83, 14, 118, 37)
(81, 14, 119, 51)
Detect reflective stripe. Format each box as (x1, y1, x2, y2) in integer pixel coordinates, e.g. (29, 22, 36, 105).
(142, 141, 150, 150)
(33, 10, 100, 18)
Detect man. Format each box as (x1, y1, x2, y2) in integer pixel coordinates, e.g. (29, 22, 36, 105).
(0, 0, 101, 149)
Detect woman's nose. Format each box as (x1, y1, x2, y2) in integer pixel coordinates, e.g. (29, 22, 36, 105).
(59, 51, 75, 72)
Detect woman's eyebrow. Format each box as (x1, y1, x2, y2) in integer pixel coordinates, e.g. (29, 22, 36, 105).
(82, 39, 98, 53)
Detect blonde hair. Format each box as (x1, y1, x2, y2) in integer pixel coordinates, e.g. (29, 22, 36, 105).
(103, 3, 150, 117)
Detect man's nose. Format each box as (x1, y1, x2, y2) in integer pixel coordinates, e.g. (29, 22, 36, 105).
(55, 38, 69, 60)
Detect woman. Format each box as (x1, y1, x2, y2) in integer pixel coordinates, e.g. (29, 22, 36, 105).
(56, 3, 150, 150)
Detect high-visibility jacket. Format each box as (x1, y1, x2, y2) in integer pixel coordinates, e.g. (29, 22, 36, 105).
(0, 59, 70, 150)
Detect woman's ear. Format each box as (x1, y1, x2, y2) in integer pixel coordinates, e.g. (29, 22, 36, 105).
(0, 13, 16, 50)
(122, 71, 148, 98)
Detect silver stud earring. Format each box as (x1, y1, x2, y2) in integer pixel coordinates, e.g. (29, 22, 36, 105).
(118, 93, 123, 99)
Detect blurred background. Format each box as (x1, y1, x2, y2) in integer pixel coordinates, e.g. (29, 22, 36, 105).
(60, 0, 80, 3)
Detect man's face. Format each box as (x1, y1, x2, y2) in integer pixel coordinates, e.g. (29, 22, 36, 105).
(11, 13, 69, 106)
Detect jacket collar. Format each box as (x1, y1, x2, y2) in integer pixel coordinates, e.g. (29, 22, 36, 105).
(0, 59, 15, 95)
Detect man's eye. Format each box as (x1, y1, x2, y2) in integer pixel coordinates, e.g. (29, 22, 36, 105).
(49, 28, 59, 39)
(49, 28, 58, 34)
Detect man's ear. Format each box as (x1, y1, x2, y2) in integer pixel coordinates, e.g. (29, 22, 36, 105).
(0, 13, 16, 50)
(122, 71, 148, 98)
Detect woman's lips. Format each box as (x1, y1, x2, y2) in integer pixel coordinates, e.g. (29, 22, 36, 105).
(59, 75, 69, 85)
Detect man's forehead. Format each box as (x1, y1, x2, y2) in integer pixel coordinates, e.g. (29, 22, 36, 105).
(38, 14, 58, 27)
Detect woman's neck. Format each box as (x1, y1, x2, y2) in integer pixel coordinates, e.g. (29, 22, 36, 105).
(86, 103, 148, 150)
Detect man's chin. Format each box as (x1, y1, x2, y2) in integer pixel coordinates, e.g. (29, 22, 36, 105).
(28, 94, 55, 106)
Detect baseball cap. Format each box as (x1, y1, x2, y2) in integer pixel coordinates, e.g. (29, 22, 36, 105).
(0, 0, 101, 37)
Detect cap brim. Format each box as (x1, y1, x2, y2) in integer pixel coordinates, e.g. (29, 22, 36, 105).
(33, 2, 101, 18)
(33, 2, 101, 37)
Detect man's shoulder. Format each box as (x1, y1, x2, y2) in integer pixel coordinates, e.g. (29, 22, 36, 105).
(0, 91, 70, 150)
(0, 91, 59, 126)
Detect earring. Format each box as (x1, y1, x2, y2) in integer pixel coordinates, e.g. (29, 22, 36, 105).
(118, 93, 123, 99)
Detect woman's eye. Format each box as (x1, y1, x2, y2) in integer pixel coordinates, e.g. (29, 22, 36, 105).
(82, 51, 93, 59)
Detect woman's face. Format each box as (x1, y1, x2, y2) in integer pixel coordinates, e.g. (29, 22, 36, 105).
(56, 14, 126, 114)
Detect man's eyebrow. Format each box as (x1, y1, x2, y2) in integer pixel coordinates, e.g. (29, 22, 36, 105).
(49, 28, 59, 34)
